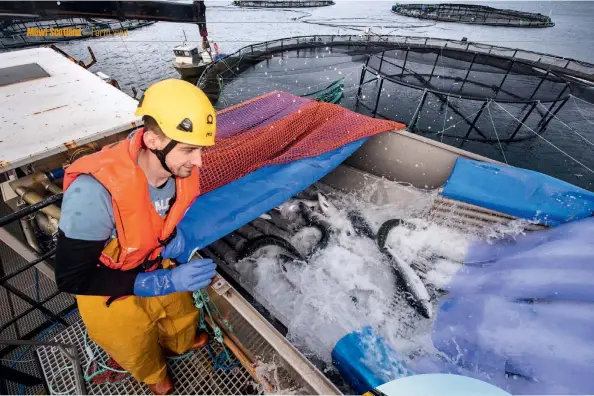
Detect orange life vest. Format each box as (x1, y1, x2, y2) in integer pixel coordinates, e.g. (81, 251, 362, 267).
(63, 128, 200, 272)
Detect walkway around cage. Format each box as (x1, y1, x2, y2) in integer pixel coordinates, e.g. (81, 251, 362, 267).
(391, 3, 554, 28)
(197, 34, 594, 104)
(233, 0, 334, 8)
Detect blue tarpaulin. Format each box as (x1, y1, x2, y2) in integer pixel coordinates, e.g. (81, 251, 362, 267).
(441, 158, 594, 226)
(176, 138, 367, 263)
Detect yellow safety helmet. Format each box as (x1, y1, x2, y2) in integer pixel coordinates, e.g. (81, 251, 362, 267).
(135, 79, 216, 147)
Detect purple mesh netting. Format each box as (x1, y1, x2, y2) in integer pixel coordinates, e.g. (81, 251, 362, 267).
(216, 92, 312, 140)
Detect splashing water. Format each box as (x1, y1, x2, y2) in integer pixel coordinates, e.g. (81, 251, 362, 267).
(231, 180, 530, 372)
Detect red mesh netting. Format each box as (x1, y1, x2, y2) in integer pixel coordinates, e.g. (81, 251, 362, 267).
(200, 91, 405, 194)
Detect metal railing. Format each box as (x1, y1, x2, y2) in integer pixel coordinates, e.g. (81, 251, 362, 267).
(391, 3, 555, 28)
(0, 18, 155, 50)
(1, 339, 85, 395)
(197, 34, 594, 98)
(0, 192, 79, 393)
(233, 0, 334, 7)
(354, 48, 571, 142)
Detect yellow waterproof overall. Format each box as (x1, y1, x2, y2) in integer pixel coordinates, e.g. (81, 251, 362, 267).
(76, 291, 199, 384)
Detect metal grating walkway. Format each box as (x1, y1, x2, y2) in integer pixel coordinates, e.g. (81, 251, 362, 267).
(36, 313, 257, 395)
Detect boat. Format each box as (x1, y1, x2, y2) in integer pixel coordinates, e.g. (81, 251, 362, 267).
(173, 40, 224, 82)
(2, 43, 593, 395)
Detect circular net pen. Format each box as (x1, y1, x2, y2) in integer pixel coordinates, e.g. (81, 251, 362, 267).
(356, 47, 571, 143)
(233, 1, 334, 8)
(391, 4, 554, 28)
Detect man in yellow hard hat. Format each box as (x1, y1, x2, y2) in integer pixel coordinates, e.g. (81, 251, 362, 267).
(55, 79, 217, 394)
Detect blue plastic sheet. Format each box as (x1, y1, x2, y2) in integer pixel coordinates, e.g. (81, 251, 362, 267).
(331, 325, 411, 394)
(176, 138, 367, 263)
(441, 158, 594, 226)
(426, 216, 594, 394)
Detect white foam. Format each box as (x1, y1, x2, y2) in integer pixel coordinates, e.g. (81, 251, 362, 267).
(234, 181, 528, 373)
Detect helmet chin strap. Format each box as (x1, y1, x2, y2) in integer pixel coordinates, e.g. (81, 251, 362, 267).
(150, 140, 178, 175)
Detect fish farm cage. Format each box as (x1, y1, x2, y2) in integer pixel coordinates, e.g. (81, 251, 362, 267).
(0, 18, 154, 50)
(233, 1, 334, 8)
(198, 34, 592, 144)
(356, 46, 571, 142)
(391, 3, 554, 27)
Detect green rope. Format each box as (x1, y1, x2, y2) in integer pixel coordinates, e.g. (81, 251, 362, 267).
(193, 290, 237, 368)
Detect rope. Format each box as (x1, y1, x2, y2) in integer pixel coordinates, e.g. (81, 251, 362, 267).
(440, 94, 448, 143)
(47, 365, 76, 395)
(487, 101, 508, 164)
(572, 96, 594, 126)
(571, 94, 594, 107)
(193, 290, 240, 371)
(206, 344, 240, 373)
(81, 330, 129, 388)
(492, 101, 594, 175)
(536, 101, 594, 149)
(119, 35, 144, 84)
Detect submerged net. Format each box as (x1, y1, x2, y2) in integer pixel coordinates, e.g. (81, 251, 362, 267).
(366, 47, 569, 102)
(200, 91, 404, 194)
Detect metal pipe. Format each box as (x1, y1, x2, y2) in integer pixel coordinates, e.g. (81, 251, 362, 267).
(20, 215, 42, 254)
(538, 96, 570, 133)
(409, 90, 428, 131)
(0, 339, 86, 395)
(463, 101, 488, 140)
(14, 187, 61, 220)
(537, 84, 569, 129)
(378, 50, 386, 74)
(40, 179, 63, 195)
(0, 282, 67, 327)
(372, 78, 385, 118)
(401, 48, 410, 76)
(356, 56, 370, 101)
(35, 212, 58, 236)
(494, 59, 515, 99)
(509, 102, 538, 140)
(528, 70, 550, 100)
(459, 52, 477, 91)
(8, 172, 50, 192)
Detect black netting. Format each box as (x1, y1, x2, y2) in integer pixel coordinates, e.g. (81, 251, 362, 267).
(392, 4, 554, 27)
(369, 47, 569, 102)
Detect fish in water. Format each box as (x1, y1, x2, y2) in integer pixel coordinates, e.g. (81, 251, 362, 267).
(317, 192, 356, 236)
(237, 234, 305, 262)
(377, 219, 433, 319)
(298, 201, 331, 253)
(347, 209, 376, 240)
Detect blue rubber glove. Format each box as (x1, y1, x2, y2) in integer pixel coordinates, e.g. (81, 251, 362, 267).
(161, 228, 186, 260)
(133, 258, 216, 297)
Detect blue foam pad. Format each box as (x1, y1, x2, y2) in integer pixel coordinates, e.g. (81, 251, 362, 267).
(331, 325, 411, 394)
(441, 158, 594, 226)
